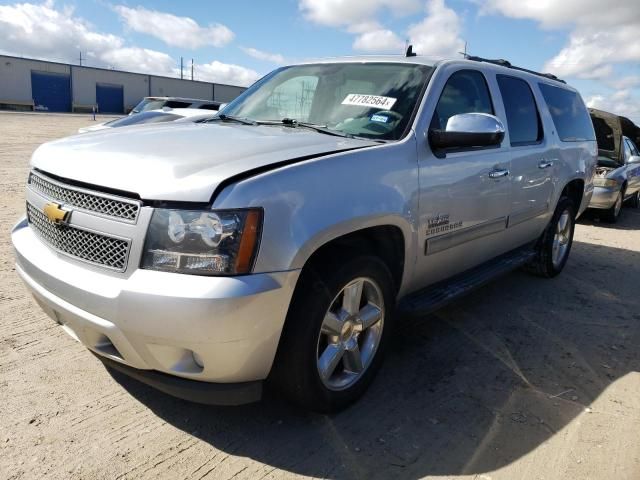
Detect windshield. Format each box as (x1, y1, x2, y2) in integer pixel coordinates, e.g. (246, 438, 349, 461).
(131, 99, 194, 114)
(107, 111, 181, 127)
(223, 62, 433, 140)
(132, 99, 166, 114)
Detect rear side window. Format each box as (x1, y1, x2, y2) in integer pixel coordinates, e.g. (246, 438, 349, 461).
(497, 75, 542, 146)
(539, 83, 595, 142)
(431, 70, 493, 130)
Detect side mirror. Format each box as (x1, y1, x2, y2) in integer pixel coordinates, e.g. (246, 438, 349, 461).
(628, 155, 640, 165)
(429, 113, 505, 150)
(217, 103, 228, 112)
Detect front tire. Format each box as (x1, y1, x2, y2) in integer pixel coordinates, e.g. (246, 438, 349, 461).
(271, 255, 395, 413)
(525, 196, 576, 278)
(628, 190, 640, 209)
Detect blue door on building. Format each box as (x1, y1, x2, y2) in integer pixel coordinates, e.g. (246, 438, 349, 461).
(31, 71, 71, 112)
(96, 83, 124, 114)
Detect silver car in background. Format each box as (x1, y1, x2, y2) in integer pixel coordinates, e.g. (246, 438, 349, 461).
(590, 136, 640, 222)
(78, 107, 220, 133)
(588, 108, 640, 221)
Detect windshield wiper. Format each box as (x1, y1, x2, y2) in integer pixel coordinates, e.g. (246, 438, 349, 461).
(257, 118, 354, 138)
(206, 113, 257, 125)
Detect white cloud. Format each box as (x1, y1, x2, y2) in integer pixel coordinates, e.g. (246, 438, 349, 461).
(480, 0, 640, 29)
(352, 28, 404, 53)
(240, 47, 285, 64)
(0, 2, 258, 87)
(480, 0, 640, 80)
(194, 61, 260, 87)
(299, 0, 419, 53)
(407, 0, 464, 58)
(101, 47, 176, 76)
(114, 5, 234, 49)
(587, 90, 640, 124)
(0, 1, 122, 63)
(299, 0, 463, 56)
(543, 25, 640, 79)
(299, 0, 421, 27)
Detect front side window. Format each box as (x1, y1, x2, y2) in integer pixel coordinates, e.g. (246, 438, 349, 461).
(223, 62, 433, 140)
(431, 70, 493, 130)
(497, 75, 542, 146)
(539, 83, 595, 142)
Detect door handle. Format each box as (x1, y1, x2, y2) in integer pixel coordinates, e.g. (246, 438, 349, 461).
(488, 169, 510, 179)
(538, 160, 554, 169)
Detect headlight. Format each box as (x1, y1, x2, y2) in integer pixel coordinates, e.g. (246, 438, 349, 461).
(593, 178, 620, 188)
(141, 208, 262, 275)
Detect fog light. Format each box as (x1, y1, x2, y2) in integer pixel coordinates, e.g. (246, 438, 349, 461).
(192, 351, 204, 368)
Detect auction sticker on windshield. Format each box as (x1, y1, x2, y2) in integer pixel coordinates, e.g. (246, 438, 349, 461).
(342, 94, 397, 109)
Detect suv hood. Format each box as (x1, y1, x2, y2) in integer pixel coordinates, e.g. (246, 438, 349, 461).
(31, 122, 377, 202)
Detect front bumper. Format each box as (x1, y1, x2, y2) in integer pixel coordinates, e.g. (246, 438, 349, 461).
(588, 185, 621, 210)
(12, 217, 300, 403)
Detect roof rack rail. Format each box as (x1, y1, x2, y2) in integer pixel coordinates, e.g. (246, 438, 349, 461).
(466, 55, 566, 84)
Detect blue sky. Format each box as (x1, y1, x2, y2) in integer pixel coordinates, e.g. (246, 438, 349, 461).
(1, 0, 638, 122)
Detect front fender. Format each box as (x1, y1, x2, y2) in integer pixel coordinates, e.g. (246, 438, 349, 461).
(212, 138, 420, 289)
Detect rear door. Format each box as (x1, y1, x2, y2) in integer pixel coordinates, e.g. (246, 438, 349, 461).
(496, 74, 554, 240)
(413, 67, 512, 287)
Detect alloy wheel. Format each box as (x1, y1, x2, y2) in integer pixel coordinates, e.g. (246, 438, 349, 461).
(316, 277, 385, 391)
(552, 209, 572, 268)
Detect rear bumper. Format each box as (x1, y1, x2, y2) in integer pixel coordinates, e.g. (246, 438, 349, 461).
(96, 353, 262, 405)
(12, 217, 300, 390)
(589, 186, 620, 210)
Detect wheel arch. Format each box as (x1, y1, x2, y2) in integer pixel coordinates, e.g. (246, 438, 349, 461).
(560, 178, 585, 214)
(292, 220, 410, 296)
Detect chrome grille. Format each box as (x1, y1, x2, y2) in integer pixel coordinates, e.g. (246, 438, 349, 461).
(26, 203, 130, 271)
(28, 171, 140, 222)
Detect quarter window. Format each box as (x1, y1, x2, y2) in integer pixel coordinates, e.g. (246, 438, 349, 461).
(497, 75, 542, 146)
(539, 83, 595, 142)
(431, 70, 493, 130)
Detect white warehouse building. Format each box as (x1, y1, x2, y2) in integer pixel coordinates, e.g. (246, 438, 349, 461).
(0, 54, 247, 114)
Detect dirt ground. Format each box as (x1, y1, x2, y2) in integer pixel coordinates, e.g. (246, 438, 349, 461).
(1, 111, 639, 480)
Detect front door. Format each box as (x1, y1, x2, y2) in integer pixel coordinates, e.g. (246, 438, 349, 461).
(412, 68, 512, 289)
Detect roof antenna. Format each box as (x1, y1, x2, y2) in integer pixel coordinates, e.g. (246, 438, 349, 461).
(406, 44, 417, 57)
(458, 41, 468, 59)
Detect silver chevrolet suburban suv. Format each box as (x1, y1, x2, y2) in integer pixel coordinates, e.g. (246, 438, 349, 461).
(12, 54, 597, 412)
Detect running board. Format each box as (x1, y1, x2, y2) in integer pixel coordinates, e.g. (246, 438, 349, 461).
(398, 246, 536, 318)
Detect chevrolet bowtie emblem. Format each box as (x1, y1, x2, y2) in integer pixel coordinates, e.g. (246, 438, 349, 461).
(43, 202, 71, 225)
